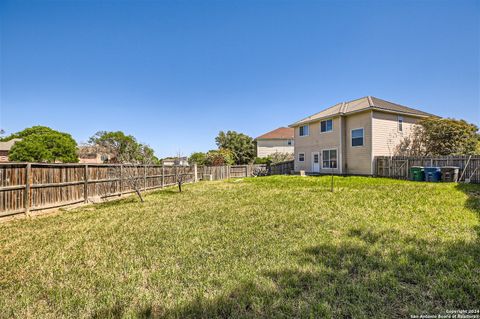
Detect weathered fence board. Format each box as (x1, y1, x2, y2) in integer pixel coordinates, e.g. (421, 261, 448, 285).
(269, 160, 294, 175)
(375, 155, 480, 183)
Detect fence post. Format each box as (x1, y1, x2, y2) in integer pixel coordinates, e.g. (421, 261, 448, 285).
(24, 163, 31, 216)
(161, 165, 165, 188)
(84, 164, 89, 204)
(119, 164, 123, 196)
(193, 164, 198, 182)
(144, 164, 147, 191)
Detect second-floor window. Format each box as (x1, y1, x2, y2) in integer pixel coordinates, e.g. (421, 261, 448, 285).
(287, 139, 293, 146)
(398, 116, 403, 132)
(320, 119, 333, 132)
(352, 128, 364, 147)
(299, 125, 309, 136)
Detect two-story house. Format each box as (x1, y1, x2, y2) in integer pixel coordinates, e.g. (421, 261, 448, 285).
(256, 127, 294, 158)
(77, 145, 113, 164)
(289, 96, 434, 175)
(0, 139, 22, 162)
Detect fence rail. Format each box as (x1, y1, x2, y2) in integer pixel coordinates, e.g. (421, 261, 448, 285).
(0, 163, 271, 218)
(375, 155, 480, 183)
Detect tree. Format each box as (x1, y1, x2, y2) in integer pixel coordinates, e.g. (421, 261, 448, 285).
(188, 152, 207, 166)
(215, 131, 255, 164)
(268, 152, 294, 164)
(6, 126, 78, 162)
(476, 134, 480, 154)
(88, 131, 159, 164)
(88, 131, 160, 202)
(205, 149, 234, 166)
(396, 117, 478, 156)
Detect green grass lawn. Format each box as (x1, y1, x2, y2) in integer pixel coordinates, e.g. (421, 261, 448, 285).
(0, 176, 479, 318)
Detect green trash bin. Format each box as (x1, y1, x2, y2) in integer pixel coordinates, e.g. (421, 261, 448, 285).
(410, 166, 425, 181)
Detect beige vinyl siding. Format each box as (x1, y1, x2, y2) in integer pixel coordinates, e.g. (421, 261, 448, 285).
(372, 111, 421, 157)
(344, 110, 373, 175)
(294, 117, 342, 173)
(256, 139, 294, 158)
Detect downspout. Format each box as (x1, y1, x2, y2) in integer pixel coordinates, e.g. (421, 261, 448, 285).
(339, 102, 347, 175)
(367, 97, 375, 176)
(370, 109, 375, 176)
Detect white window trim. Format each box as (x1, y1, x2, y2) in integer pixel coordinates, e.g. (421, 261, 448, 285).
(397, 116, 404, 132)
(298, 125, 310, 137)
(320, 119, 334, 134)
(351, 127, 365, 147)
(298, 152, 305, 162)
(321, 148, 338, 169)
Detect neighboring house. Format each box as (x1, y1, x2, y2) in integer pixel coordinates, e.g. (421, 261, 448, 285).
(256, 127, 294, 158)
(77, 145, 112, 164)
(0, 139, 22, 162)
(162, 157, 189, 166)
(289, 96, 434, 175)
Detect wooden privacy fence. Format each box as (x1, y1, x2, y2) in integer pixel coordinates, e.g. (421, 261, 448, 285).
(269, 160, 294, 175)
(0, 163, 273, 218)
(0, 163, 196, 218)
(197, 164, 267, 180)
(375, 155, 480, 183)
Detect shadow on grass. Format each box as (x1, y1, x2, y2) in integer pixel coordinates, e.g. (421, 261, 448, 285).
(94, 184, 480, 318)
(91, 196, 139, 210)
(456, 183, 480, 215)
(90, 187, 185, 211)
(150, 188, 182, 196)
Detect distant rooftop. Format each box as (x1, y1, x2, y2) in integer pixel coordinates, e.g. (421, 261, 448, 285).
(256, 127, 294, 140)
(0, 138, 22, 151)
(290, 96, 435, 127)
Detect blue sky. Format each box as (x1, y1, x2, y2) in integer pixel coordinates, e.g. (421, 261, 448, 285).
(1, 0, 479, 157)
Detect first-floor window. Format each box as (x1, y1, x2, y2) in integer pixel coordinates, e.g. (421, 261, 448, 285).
(352, 128, 364, 147)
(322, 149, 337, 168)
(298, 153, 305, 162)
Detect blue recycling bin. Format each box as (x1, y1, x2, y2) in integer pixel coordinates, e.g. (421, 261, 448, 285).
(424, 167, 441, 182)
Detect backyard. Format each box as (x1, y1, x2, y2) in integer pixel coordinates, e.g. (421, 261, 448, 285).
(0, 176, 479, 318)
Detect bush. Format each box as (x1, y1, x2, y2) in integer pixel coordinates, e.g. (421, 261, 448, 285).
(254, 157, 271, 165)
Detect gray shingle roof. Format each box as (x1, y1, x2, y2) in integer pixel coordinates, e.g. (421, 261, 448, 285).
(290, 96, 435, 126)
